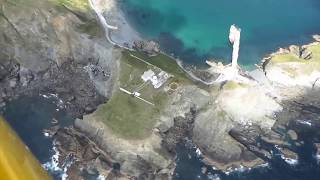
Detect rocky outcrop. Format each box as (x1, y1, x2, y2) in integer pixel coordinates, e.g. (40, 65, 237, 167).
(73, 117, 174, 180)
(161, 107, 197, 153)
(133, 40, 160, 56)
(0, 0, 119, 117)
(53, 127, 129, 180)
(263, 42, 320, 87)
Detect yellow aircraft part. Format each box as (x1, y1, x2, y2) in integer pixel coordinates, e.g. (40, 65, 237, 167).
(0, 117, 52, 180)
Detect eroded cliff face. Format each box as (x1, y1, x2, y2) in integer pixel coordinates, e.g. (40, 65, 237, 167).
(0, 0, 120, 117)
(0, 1, 174, 179)
(191, 37, 320, 171)
(263, 40, 320, 88)
(2, 0, 320, 179)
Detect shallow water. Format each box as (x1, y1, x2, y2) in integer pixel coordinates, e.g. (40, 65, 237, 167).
(121, 0, 320, 68)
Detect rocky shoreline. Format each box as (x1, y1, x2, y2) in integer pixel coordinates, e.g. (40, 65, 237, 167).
(1, 0, 320, 179)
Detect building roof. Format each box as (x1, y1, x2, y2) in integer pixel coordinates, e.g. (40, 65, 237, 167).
(141, 70, 155, 82)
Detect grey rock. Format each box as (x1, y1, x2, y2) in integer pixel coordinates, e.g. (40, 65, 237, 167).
(9, 78, 17, 88)
(133, 40, 160, 56)
(287, 129, 298, 141)
(193, 104, 260, 170)
(289, 45, 301, 57)
(300, 49, 312, 60)
(0, 0, 118, 118)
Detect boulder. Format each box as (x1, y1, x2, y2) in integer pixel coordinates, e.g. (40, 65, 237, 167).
(287, 129, 298, 141)
(300, 49, 312, 60)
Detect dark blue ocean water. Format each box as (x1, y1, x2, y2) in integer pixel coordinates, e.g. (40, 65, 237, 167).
(121, 0, 320, 69)
(2, 95, 73, 179)
(174, 140, 320, 180)
(2, 95, 320, 180)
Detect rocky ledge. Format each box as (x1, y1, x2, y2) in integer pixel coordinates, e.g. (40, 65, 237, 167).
(1, 0, 320, 179)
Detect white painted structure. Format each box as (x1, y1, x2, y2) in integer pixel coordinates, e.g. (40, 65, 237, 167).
(141, 69, 170, 89)
(141, 70, 155, 82)
(229, 25, 241, 69)
(204, 25, 247, 83)
(119, 87, 154, 106)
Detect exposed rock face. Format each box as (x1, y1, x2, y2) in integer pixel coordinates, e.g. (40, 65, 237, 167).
(53, 127, 129, 180)
(133, 40, 160, 56)
(229, 125, 272, 160)
(289, 45, 301, 57)
(0, 0, 119, 117)
(73, 118, 174, 180)
(2, 0, 320, 178)
(263, 42, 320, 87)
(193, 101, 264, 170)
(162, 107, 197, 153)
(300, 48, 313, 60)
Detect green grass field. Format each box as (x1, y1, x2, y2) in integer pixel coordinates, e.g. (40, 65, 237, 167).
(54, 0, 89, 11)
(94, 51, 188, 139)
(271, 43, 320, 64)
(269, 43, 320, 76)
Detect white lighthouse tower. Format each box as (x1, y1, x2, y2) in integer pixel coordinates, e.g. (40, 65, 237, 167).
(229, 25, 241, 69)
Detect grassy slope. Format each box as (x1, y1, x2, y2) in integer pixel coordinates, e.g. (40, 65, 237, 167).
(94, 51, 187, 139)
(50, 0, 101, 37)
(54, 0, 89, 11)
(129, 51, 192, 84)
(269, 43, 320, 76)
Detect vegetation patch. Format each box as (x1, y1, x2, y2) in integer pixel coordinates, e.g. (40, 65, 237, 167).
(128, 51, 192, 84)
(77, 19, 101, 38)
(270, 53, 301, 64)
(54, 0, 89, 11)
(223, 81, 247, 90)
(94, 51, 189, 139)
(269, 43, 320, 75)
(271, 43, 320, 64)
(95, 90, 158, 139)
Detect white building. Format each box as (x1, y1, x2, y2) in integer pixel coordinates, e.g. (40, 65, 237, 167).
(141, 70, 155, 82)
(141, 69, 170, 89)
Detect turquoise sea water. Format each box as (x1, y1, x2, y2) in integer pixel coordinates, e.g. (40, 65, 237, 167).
(121, 0, 320, 68)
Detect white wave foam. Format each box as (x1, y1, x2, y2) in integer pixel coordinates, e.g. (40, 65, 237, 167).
(43, 132, 50, 137)
(282, 156, 298, 165)
(42, 144, 74, 180)
(207, 174, 221, 180)
(97, 175, 106, 180)
(316, 154, 320, 164)
(257, 162, 269, 168)
(296, 120, 312, 126)
(41, 94, 49, 99)
(42, 146, 62, 172)
(195, 148, 202, 156)
(40, 93, 66, 109)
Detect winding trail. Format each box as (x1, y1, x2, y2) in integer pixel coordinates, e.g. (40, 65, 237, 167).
(88, 0, 133, 50)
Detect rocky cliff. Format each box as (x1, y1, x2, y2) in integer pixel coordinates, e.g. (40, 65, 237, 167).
(1, 0, 320, 179)
(0, 0, 119, 117)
